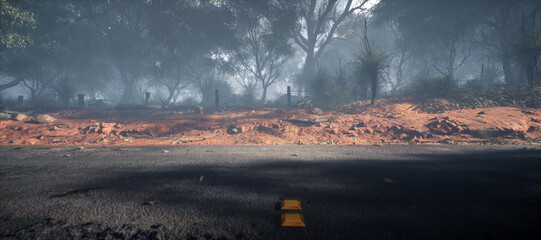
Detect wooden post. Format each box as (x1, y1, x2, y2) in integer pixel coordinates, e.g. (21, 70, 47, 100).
(287, 86, 291, 106)
(214, 89, 219, 109)
(145, 92, 151, 105)
(17, 95, 24, 104)
(78, 94, 85, 107)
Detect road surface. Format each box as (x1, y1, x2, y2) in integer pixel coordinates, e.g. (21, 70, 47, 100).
(1, 145, 541, 239)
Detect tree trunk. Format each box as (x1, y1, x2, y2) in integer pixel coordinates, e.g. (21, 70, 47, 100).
(370, 72, 378, 105)
(526, 55, 537, 86)
(300, 54, 316, 96)
(501, 51, 515, 84)
(118, 71, 138, 104)
(260, 86, 268, 103)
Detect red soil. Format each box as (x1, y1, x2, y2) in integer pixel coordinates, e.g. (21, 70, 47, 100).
(1, 99, 540, 146)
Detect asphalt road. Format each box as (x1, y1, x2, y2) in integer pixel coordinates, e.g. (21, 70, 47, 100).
(1, 145, 541, 240)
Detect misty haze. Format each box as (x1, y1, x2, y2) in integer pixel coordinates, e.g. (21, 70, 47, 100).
(1, 0, 541, 239)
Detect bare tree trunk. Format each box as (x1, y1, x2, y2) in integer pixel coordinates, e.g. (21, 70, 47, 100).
(370, 72, 378, 105)
(118, 71, 138, 104)
(501, 53, 515, 85)
(260, 86, 268, 103)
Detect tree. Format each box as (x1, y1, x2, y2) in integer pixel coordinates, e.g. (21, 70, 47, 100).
(354, 20, 387, 105)
(0, 0, 35, 91)
(513, 26, 541, 86)
(147, 0, 237, 105)
(233, 4, 293, 103)
(374, 0, 479, 86)
(294, 0, 368, 92)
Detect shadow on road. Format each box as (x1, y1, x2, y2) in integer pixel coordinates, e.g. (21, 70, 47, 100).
(71, 148, 541, 240)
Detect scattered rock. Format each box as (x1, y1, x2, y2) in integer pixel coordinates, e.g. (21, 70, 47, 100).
(37, 135, 45, 140)
(427, 118, 468, 135)
(296, 96, 313, 108)
(276, 109, 286, 114)
(364, 127, 374, 134)
(97, 122, 114, 134)
(356, 122, 366, 127)
(311, 107, 323, 115)
(0, 112, 11, 120)
(34, 114, 56, 123)
(12, 113, 28, 121)
(477, 111, 486, 115)
(227, 126, 242, 134)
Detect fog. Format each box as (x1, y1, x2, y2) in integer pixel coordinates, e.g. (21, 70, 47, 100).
(1, 0, 540, 108)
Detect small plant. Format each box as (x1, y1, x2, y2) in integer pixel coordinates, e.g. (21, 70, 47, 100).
(353, 20, 388, 105)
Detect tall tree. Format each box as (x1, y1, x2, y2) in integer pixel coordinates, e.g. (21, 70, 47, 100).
(233, 2, 294, 103)
(294, 0, 368, 92)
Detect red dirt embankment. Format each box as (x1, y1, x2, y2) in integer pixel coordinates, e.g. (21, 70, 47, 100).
(1, 99, 540, 145)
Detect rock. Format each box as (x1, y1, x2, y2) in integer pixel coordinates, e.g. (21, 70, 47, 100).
(34, 114, 55, 123)
(356, 122, 366, 127)
(11, 113, 28, 121)
(364, 127, 374, 134)
(326, 128, 337, 134)
(390, 126, 402, 132)
(413, 129, 428, 137)
(0, 112, 11, 120)
(311, 108, 323, 115)
(227, 126, 242, 134)
(349, 126, 358, 131)
(195, 106, 204, 114)
(37, 135, 45, 140)
(98, 122, 115, 134)
(296, 96, 313, 108)
(276, 109, 286, 114)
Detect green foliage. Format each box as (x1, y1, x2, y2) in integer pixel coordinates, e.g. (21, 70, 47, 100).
(354, 49, 388, 76)
(512, 26, 541, 85)
(0, 0, 36, 51)
(309, 68, 353, 107)
(354, 48, 388, 104)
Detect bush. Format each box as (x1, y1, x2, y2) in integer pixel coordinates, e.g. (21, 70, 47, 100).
(308, 68, 353, 107)
(411, 75, 453, 97)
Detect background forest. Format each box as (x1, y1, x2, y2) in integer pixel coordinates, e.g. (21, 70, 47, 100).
(1, 0, 540, 108)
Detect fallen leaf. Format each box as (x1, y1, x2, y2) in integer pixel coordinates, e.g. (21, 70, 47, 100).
(293, 153, 300, 156)
(64, 154, 71, 157)
(384, 178, 394, 183)
(162, 150, 169, 153)
(199, 175, 204, 182)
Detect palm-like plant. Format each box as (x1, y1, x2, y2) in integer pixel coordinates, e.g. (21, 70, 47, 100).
(512, 27, 541, 86)
(354, 20, 388, 105)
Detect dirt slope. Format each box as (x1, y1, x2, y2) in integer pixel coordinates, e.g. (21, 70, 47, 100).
(1, 99, 540, 145)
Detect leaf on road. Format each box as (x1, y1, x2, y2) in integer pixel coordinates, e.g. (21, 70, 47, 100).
(64, 154, 71, 157)
(384, 178, 394, 183)
(293, 153, 300, 156)
(199, 175, 204, 182)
